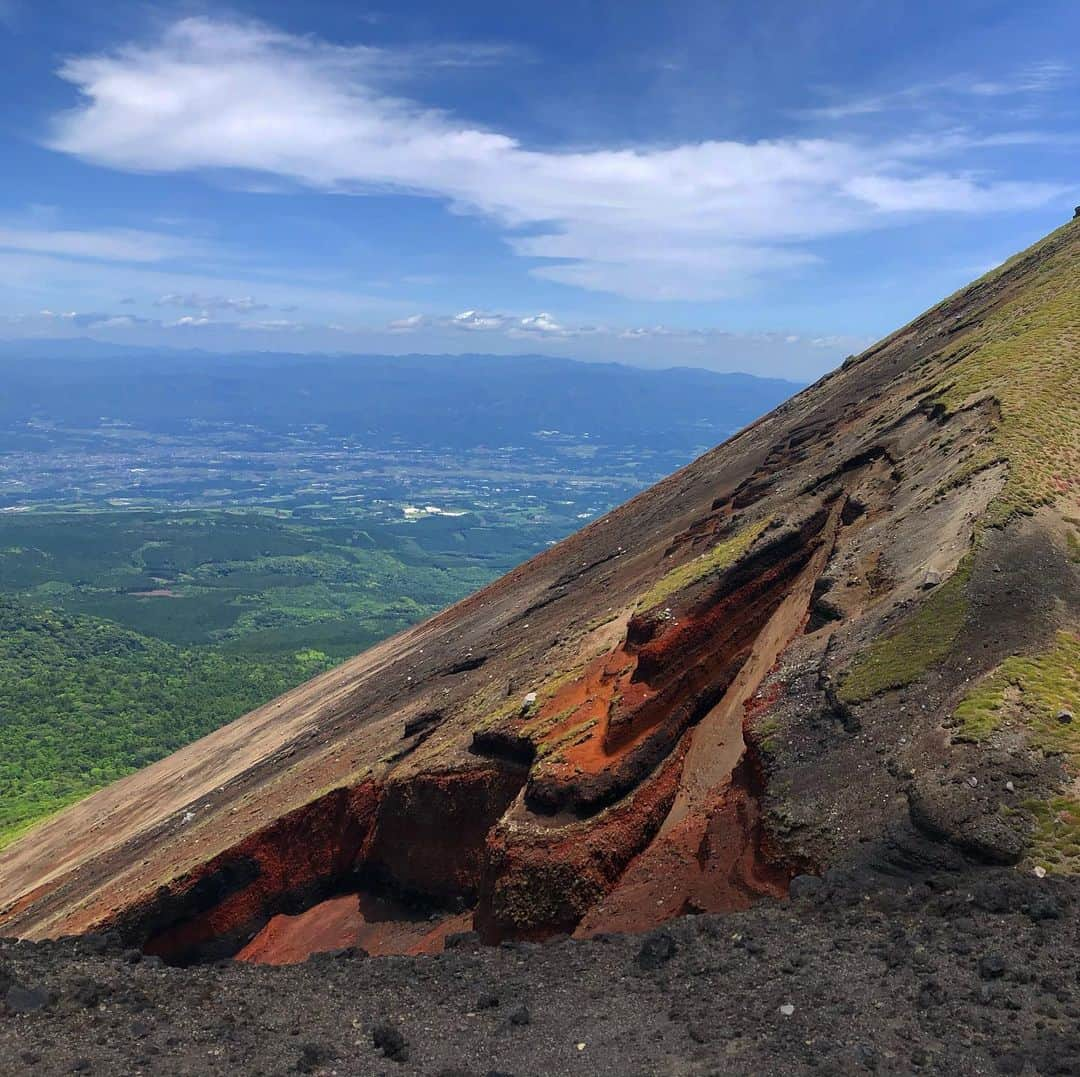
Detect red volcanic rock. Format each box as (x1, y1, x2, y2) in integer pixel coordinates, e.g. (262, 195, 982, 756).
(235, 894, 474, 964)
(143, 781, 382, 963)
(477, 740, 689, 940)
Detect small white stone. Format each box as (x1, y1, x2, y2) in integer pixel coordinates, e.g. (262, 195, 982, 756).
(779, 1003, 795, 1017)
(1033, 866, 1047, 879)
(575, 1043, 586, 1051)
(1005, 781, 1015, 793)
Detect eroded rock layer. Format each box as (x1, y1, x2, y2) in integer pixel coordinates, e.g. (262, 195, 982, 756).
(1, 219, 1077, 964)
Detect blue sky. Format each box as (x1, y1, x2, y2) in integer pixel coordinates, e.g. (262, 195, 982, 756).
(0, 0, 1077, 378)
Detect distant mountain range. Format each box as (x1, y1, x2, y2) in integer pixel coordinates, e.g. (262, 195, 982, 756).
(0, 346, 800, 452)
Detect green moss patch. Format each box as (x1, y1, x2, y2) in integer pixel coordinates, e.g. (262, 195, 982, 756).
(951, 631, 1079, 874)
(637, 516, 771, 613)
(953, 631, 1079, 759)
(838, 557, 972, 704)
(1025, 796, 1080, 876)
(931, 222, 1080, 526)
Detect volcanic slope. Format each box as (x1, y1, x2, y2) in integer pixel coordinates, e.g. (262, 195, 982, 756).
(0, 219, 1077, 965)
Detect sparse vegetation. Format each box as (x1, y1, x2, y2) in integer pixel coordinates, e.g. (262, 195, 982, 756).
(838, 557, 973, 704)
(953, 631, 1079, 756)
(637, 516, 771, 612)
(951, 631, 1079, 874)
(751, 713, 785, 760)
(1025, 795, 1080, 875)
(535, 718, 599, 761)
(931, 222, 1080, 526)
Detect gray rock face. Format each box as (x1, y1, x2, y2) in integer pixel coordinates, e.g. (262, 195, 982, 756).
(5, 983, 50, 1013)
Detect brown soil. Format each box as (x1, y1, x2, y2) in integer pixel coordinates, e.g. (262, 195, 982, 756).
(235, 895, 473, 963)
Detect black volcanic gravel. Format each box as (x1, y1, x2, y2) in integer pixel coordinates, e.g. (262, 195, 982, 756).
(2, 868, 1079, 1076)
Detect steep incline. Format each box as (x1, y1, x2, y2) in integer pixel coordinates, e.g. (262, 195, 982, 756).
(1, 219, 1077, 963)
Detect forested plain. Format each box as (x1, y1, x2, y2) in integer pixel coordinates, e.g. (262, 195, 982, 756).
(0, 509, 524, 845)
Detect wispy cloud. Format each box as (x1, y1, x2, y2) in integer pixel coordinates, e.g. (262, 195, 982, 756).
(0, 225, 195, 263)
(35, 308, 151, 330)
(155, 292, 268, 313)
(23, 307, 313, 335)
(4, 304, 874, 379)
(806, 61, 1071, 120)
(0, 247, 397, 328)
(43, 17, 1070, 302)
(235, 318, 309, 332)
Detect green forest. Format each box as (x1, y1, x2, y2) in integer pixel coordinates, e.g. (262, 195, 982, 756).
(0, 597, 336, 848)
(0, 508, 542, 848)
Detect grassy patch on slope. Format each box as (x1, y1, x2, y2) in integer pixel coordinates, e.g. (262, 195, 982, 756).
(953, 631, 1079, 755)
(932, 221, 1080, 526)
(838, 557, 972, 704)
(952, 631, 1079, 874)
(637, 516, 771, 613)
(1024, 796, 1080, 876)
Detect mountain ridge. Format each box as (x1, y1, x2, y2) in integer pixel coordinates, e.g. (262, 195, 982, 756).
(0, 350, 800, 454)
(0, 218, 1076, 966)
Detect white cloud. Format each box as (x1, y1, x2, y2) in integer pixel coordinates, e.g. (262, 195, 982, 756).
(515, 312, 565, 334)
(387, 313, 428, 332)
(15, 306, 306, 335)
(951, 61, 1070, 98)
(383, 307, 873, 357)
(236, 318, 307, 332)
(449, 310, 507, 331)
(166, 314, 212, 328)
(0, 225, 194, 263)
(44, 17, 1069, 302)
(0, 248, 398, 329)
(37, 308, 148, 329)
(391, 309, 585, 337)
(156, 292, 268, 312)
(5, 304, 876, 379)
(89, 314, 138, 329)
(844, 174, 1062, 213)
